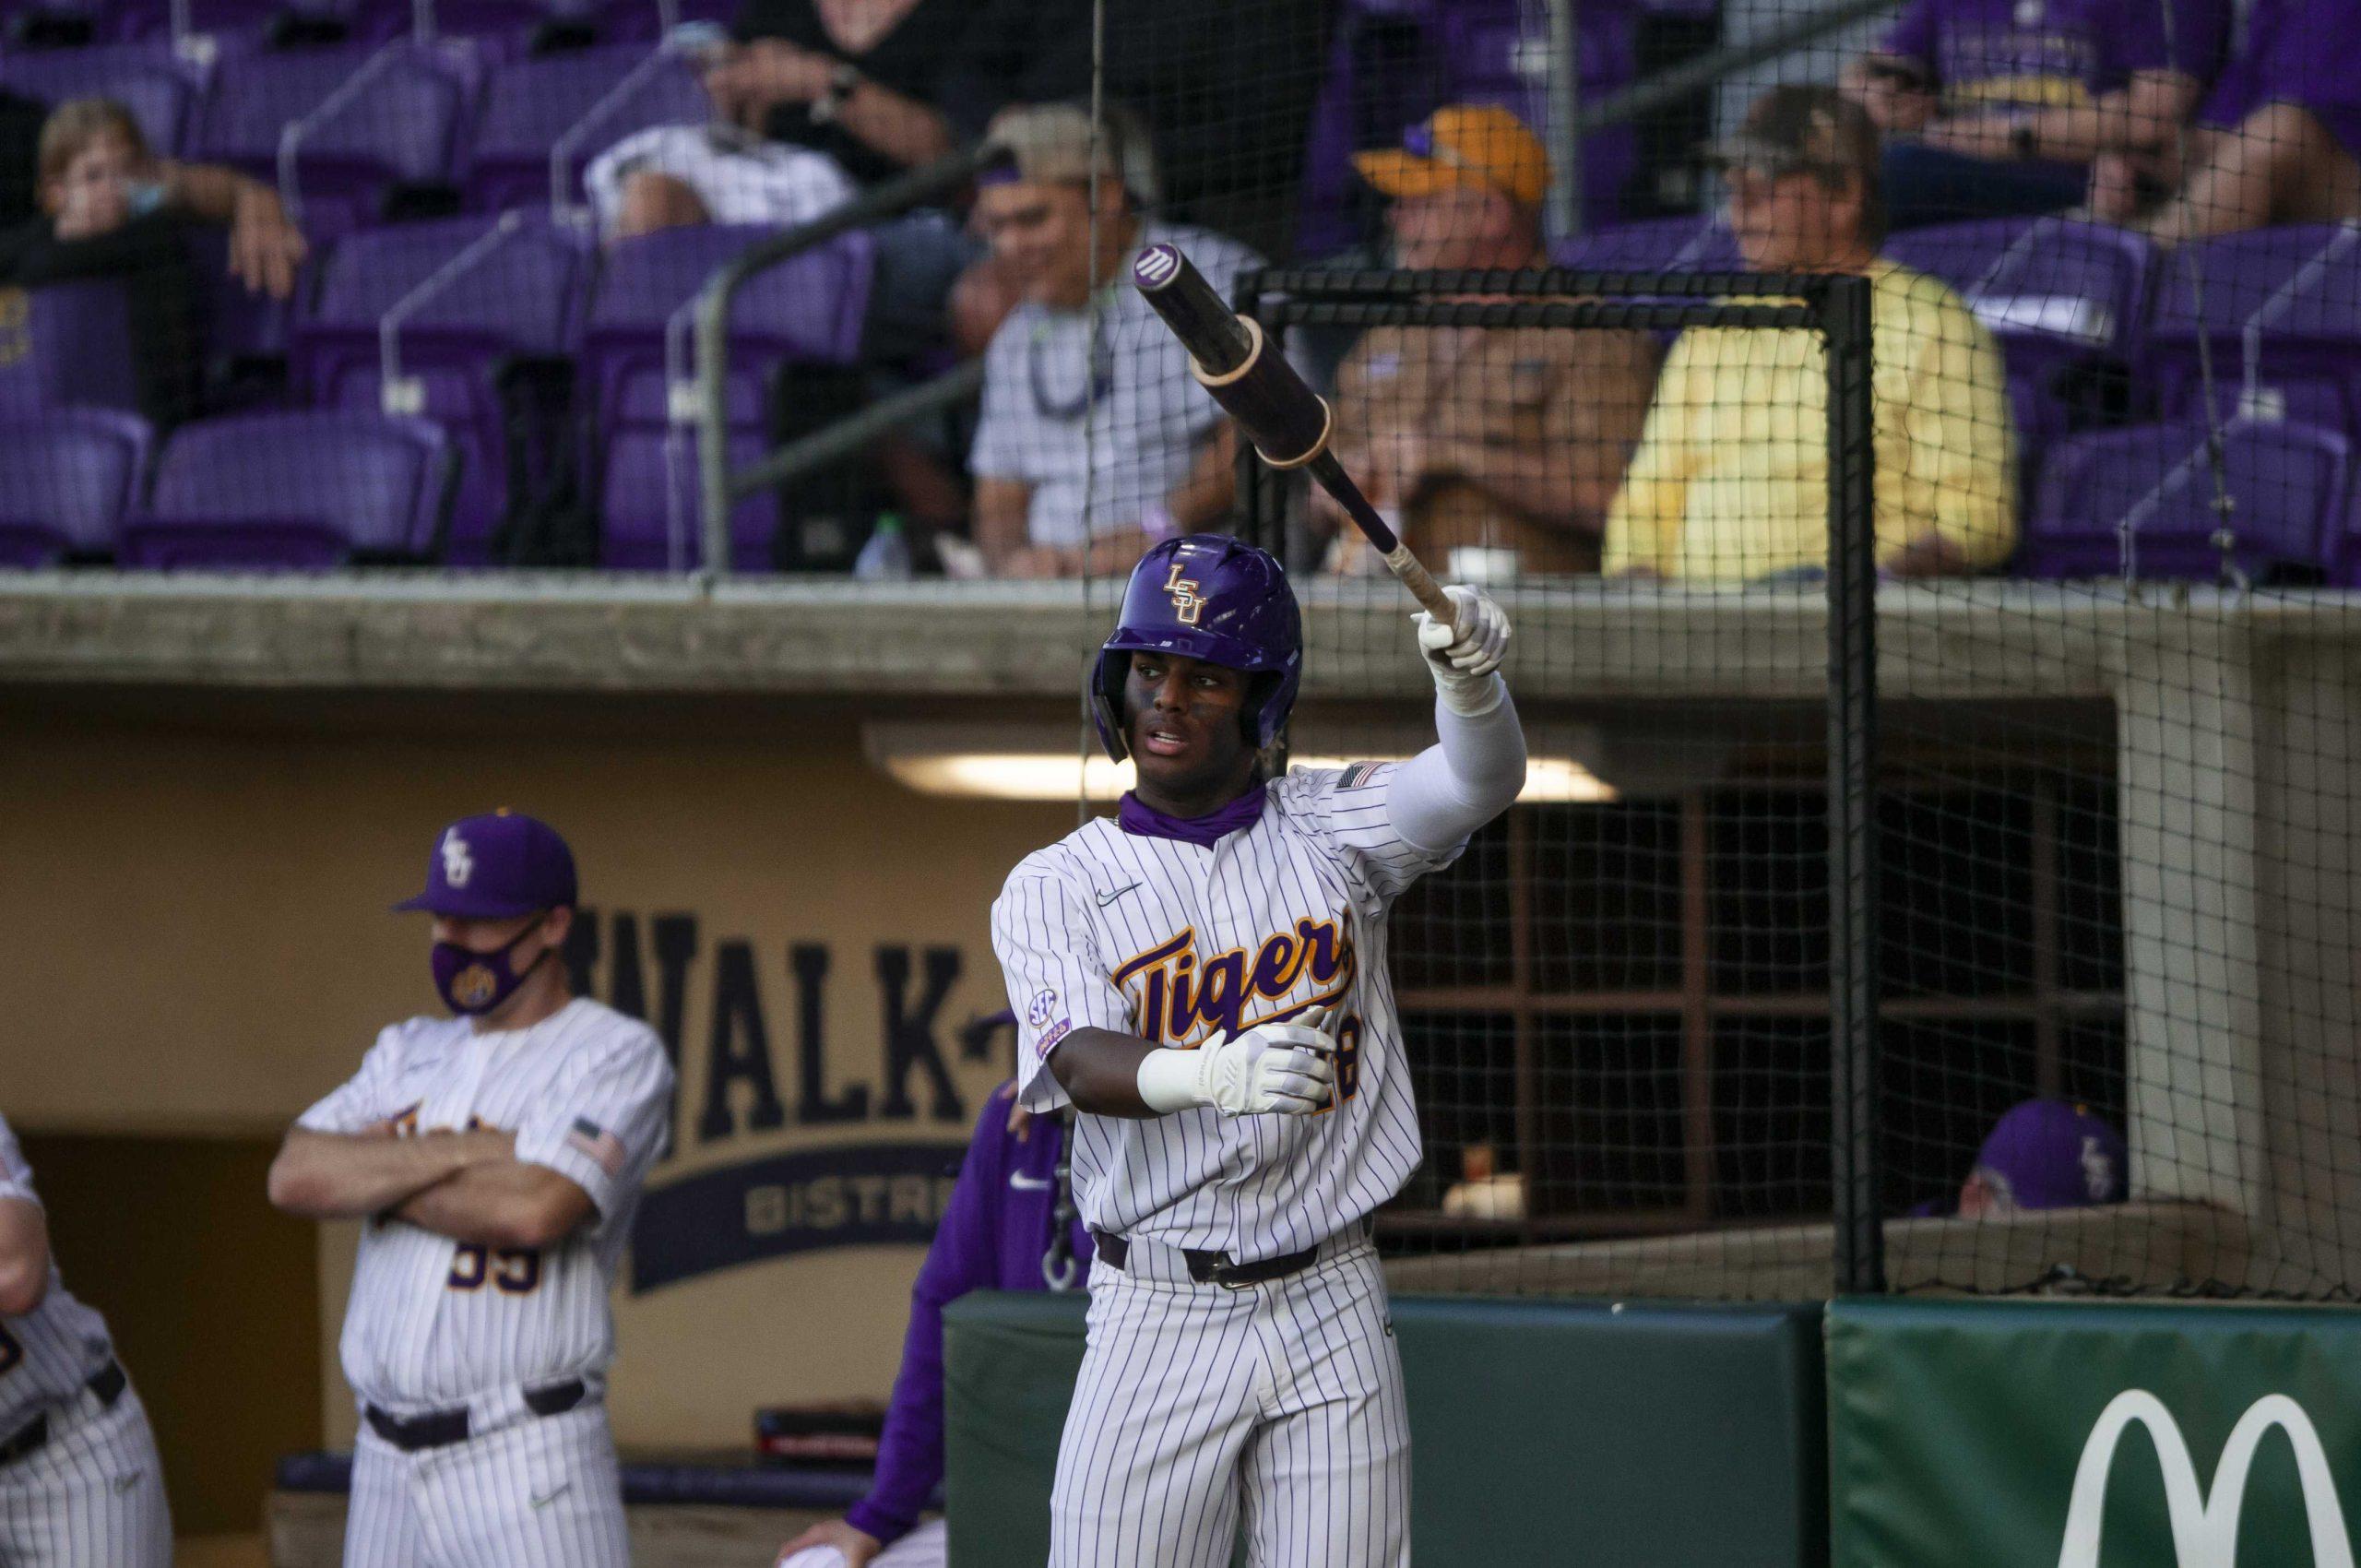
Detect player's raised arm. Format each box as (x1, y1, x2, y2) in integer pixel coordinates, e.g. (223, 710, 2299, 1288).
(1386, 585, 1528, 855)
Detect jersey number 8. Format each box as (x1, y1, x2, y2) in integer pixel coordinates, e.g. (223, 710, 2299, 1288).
(447, 1244, 541, 1294)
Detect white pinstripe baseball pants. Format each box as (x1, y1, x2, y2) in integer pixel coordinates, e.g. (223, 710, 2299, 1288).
(345, 1402, 629, 1568)
(0, 1380, 172, 1568)
(1050, 1240, 1410, 1568)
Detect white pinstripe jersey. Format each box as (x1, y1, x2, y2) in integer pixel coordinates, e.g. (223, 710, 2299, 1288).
(993, 765, 1460, 1260)
(299, 998, 674, 1411)
(0, 1113, 114, 1435)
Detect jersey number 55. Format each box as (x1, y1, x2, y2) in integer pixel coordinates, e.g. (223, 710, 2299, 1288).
(447, 1244, 541, 1294)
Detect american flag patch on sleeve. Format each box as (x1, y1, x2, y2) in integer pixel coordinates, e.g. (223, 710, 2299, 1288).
(566, 1117, 627, 1179)
(1339, 762, 1385, 790)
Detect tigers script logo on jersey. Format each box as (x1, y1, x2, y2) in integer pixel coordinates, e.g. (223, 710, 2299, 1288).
(1113, 920, 1357, 1045)
(1163, 564, 1205, 625)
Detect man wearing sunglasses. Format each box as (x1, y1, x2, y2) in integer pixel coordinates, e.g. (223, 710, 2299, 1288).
(1605, 87, 2017, 584)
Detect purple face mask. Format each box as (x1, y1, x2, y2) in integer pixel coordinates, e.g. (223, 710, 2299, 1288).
(432, 920, 550, 1017)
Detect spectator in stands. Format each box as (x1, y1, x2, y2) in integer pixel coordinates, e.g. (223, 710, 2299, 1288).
(1604, 88, 2016, 583)
(775, 1070, 1091, 1568)
(586, 27, 856, 243)
(1940, 1099, 2128, 1218)
(1845, 0, 2230, 231)
(0, 97, 307, 299)
(967, 103, 1257, 579)
(1311, 105, 1660, 577)
(2131, 0, 2361, 242)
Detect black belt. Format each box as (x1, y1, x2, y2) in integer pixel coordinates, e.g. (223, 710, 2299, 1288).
(1091, 1229, 1322, 1289)
(0, 1358, 126, 1467)
(364, 1377, 587, 1454)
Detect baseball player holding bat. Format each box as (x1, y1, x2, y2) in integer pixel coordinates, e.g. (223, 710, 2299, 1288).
(991, 524, 1525, 1562)
(0, 1110, 172, 1566)
(268, 811, 674, 1568)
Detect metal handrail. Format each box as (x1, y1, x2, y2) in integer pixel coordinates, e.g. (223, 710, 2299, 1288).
(691, 137, 1008, 579)
(277, 41, 409, 226)
(377, 210, 525, 417)
(549, 42, 684, 219)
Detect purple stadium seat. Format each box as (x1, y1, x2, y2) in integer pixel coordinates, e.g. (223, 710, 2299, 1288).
(0, 279, 142, 418)
(1548, 213, 1738, 271)
(2146, 224, 2361, 443)
(291, 210, 590, 560)
(194, 42, 465, 247)
(1295, 0, 1644, 259)
(598, 422, 772, 571)
(0, 409, 151, 564)
(0, 43, 196, 153)
(459, 42, 705, 213)
(582, 223, 872, 570)
(100, 0, 358, 45)
(2019, 417, 2350, 582)
(1883, 217, 2158, 484)
(120, 410, 454, 567)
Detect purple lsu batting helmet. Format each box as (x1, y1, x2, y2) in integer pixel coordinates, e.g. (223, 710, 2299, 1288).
(1090, 534, 1303, 763)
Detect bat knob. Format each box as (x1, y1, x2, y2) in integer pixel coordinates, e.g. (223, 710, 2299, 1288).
(1133, 244, 1182, 291)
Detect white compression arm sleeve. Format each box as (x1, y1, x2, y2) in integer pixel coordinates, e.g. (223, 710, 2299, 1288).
(1386, 682, 1528, 855)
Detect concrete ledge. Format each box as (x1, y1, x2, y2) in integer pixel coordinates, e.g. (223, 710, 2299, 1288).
(0, 573, 2318, 701)
(1381, 1199, 2247, 1300)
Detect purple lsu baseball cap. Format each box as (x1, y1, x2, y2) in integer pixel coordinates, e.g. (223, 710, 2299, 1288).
(1971, 1099, 2128, 1210)
(392, 811, 578, 919)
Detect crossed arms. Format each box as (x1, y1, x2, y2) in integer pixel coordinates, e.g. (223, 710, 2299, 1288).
(267, 1124, 594, 1252)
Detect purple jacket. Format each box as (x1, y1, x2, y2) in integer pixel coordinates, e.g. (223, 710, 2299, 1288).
(845, 1082, 1096, 1546)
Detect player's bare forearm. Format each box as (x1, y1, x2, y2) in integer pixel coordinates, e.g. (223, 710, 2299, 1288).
(266, 1126, 498, 1220)
(0, 1195, 51, 1316)
(1048, 1028, 1165, 1118)
(391, 1159, 596, 1251)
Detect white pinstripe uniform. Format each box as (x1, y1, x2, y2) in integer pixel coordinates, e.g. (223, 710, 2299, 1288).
(299, 997, 674, 1568)
(993, 763, 1458, 1567)
(0, 1112, 172, 1568)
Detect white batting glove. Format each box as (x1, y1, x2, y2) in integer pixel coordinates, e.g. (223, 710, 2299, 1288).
(1413, 585, 1511, 715)
(1136, 1020, 1336, 1116)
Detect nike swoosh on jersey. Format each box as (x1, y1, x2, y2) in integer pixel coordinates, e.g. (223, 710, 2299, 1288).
(1097, 883, 1143, 908)
(1009, 1171, 1054, 1190)
(530, 1481, 573, 1510)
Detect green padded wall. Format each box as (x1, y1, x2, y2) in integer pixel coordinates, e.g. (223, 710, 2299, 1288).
(943, 1291, 1825, 1566)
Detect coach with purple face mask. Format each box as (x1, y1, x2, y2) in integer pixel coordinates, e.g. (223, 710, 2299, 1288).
(268, 811, 674, 1568)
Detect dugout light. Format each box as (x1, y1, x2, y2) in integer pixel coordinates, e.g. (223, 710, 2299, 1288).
(864, 723, 1614, 803)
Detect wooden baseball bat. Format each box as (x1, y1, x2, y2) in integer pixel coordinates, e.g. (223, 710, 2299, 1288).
(1131, 242, 1463, 636)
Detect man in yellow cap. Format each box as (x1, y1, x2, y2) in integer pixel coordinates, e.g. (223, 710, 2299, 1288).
(1313, 105, 1660, 576)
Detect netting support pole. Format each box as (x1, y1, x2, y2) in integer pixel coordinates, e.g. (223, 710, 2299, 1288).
(1821, 273, 1885, 1295)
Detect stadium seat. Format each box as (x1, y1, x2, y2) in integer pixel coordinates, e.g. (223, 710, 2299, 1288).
(1883, 216, 2157, 486)
(2146, 223, 2361, 444)
(459, 42, 704, 214)
(0, 279, 143, 419)
(193, 42, 467, 247)
(291, 210, 591, 560)
(1294, 0, 1646, 259)
(1548, 213, 1739, 272)
(120, 410, 454, 568)
(2018, 417, 2350, 583)
(0, 409, 152, 565)
(580, 223, 873, 570)
(0, 42, 198, 153)
(597, 422, 774, 572)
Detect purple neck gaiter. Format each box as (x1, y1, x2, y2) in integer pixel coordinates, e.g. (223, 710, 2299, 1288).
(1118, 782, 1269, 849)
